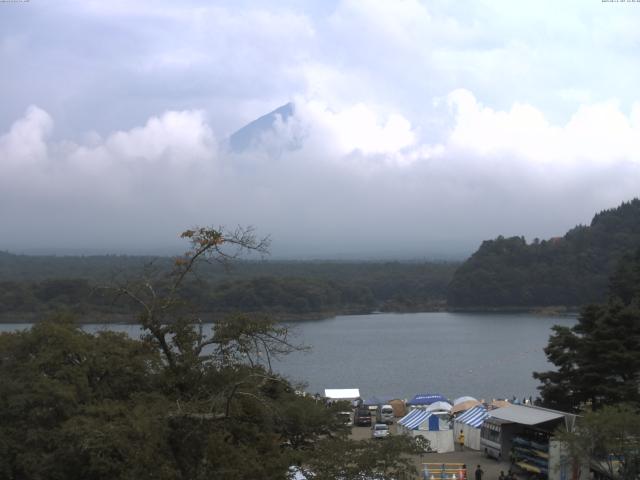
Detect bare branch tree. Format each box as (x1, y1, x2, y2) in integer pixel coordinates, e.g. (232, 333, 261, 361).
(105, 225, 308, 379)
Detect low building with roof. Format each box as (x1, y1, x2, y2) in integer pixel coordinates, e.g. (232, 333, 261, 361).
(479, 404, 583, 480)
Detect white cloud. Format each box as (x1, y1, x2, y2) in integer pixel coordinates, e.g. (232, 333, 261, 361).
(1, 92, 640, 257)
(330, 0, 434, 48)
(101, 110, 215, 164)
(0, 106, 52, 166)
(0, 107, 219, 239)
(293, 99, 416, 157)
(3, 0, 640, 142)
(446, 89, 640, 165)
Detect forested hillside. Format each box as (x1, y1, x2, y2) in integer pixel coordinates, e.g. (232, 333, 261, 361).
(448, 199, 640, 308)
(0, 255, 457, 321)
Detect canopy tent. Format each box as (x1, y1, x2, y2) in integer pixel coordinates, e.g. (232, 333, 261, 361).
(407, 393, 448, 407)
(324, 389, 360, 401)
(452, 399, 482, 414)
(398, 409, 437, 430)
(489, 399, 510, 409)
(456, 406, 489, 428)
(453, 396, 478, 405)
(362, 395, 394, 407)
(389, 399, 406, 417)
(426, 401, 453, 413)
(398, 409, 455, 453)
(453, 406, 489, 450)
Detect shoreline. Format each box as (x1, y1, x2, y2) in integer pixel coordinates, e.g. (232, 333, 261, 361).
(0, 305, 581, 324)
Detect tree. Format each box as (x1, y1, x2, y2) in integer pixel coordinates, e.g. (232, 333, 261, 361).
(449, 198, 640, 308)
(0, 314, 173, 479)
(534, 248, 640, 411)
(0, 226, 420, 479)
(555, 404, 640, 480)
(300, 435, 424, 480)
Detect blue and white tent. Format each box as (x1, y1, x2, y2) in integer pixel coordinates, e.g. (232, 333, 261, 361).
(406, 393, 448, 407)
(457, 406, 489, 427)
(453, 406, 489, 451)
(398, 409, 438, 430)
(398, 409, 455, 453)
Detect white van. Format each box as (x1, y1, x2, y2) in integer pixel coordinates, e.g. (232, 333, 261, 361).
(337, 411, 353, 426)
(377, 404, 394, 424)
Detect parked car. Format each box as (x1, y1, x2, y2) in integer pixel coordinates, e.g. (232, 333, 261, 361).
(353, 406, 372, 426)
(337, 411, 353, 426)
(372, 423, 390, 439)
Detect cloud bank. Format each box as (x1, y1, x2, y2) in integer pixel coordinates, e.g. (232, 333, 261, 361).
(2, 91, 639, 257)
(2, 0, 640, 256)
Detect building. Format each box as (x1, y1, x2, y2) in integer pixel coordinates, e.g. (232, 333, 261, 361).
(480, 405, 583, 480)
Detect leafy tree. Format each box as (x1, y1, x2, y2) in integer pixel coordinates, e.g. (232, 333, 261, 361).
(0, 226, 420, 479)
(300, 435, 424, 480)
(555, 404, 640, 480)
(449, 198, 640, 308)
(0, 315, 172, 479)
(534, 248, 640, 411)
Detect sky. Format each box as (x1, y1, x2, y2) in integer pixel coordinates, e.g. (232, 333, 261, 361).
(1, 0, 640, 258)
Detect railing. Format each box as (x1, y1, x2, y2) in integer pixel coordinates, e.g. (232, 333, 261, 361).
(421, 463, 468, 480)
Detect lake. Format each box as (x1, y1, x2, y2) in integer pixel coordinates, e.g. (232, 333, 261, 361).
(277, 312, 577, 402)
(0, 311, 576, 402)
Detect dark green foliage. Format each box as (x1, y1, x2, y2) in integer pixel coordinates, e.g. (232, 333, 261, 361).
(0, 314, 356, 479)
(555, 405, 640, 480)
(0, 316, 174, 479)
(609, 248, 640, 304)
(300, 435, 423, 480)
(205, 276, 376, 314)
(534, 248, 640, 412)
(0, 257, 457, 320)
(449, 199, 640, 307)
(0, 227, 422, 479)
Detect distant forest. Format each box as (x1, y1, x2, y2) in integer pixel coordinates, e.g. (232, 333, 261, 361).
(0, 254, 457, 322)
(448, 199, 640, 308)
(4, 199, 640, 321)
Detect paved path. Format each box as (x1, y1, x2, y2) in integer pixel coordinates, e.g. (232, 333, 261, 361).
(417, 450, 514, 480)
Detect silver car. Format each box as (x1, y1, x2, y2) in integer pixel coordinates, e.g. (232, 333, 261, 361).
(372, 423, 390, 439)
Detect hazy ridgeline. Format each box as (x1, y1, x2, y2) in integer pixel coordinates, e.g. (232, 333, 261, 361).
(3, 199, 640, 320)
(448, 199, 640, 308)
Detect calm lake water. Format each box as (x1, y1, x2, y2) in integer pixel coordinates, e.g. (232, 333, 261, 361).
(277, 312, 577, 402)
(0, 312, 576, 402)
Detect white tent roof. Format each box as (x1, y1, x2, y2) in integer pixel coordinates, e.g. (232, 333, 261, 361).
(324, 388, 360, 400)
(488, 405, 565, 425)
(426, 401, 453, 412)
(453, 396, 478, 405)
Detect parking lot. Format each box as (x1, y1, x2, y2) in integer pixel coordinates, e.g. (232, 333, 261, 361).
(349, 424, 515, 480)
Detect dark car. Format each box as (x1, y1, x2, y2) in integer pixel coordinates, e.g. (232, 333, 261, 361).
(353, 407, 372, 426)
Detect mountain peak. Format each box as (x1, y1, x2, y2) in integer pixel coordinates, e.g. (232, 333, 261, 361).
(229, 102, 294, 153)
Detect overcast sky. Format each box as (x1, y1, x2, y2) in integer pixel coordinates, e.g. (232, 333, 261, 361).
(1, 0, 640, 258)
